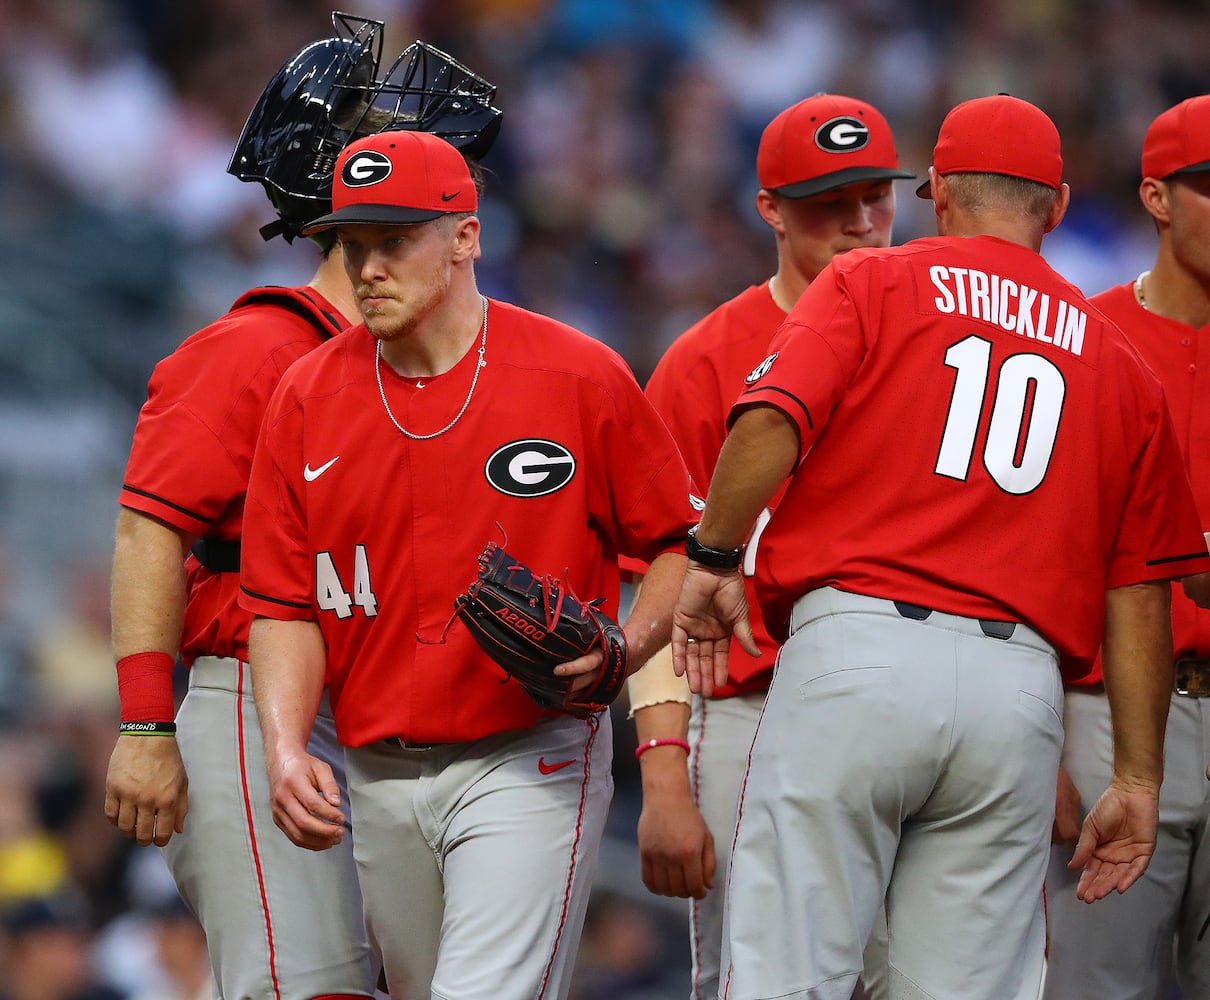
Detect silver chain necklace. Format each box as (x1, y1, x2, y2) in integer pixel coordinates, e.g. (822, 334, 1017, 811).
(375, 296, 488, 440)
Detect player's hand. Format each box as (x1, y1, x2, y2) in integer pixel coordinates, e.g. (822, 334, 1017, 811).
(265, 748, 346, 852)
(553, 648, 606, 698)
(1052, 764, 1082, 844)
(672, 564, 759, 698)
(637, 770, 715, 900)
(104, 735, 189, 847)
(1068, 777, 1159, 902)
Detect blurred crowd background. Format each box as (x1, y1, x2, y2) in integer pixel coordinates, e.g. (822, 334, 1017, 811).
(0, 0, 1207, 996)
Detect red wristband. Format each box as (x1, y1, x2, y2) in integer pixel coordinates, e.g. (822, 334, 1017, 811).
(116, 652, 176, 723)
(634, 737, 691, 761)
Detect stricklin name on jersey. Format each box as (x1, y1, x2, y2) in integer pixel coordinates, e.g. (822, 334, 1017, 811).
(930, 265, 1087, 357)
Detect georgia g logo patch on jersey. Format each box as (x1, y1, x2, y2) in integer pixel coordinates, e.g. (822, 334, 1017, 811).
(342, 150, 393, 187)
(746, 353, 778, 384)
(485, 439, 577, 497)
(815, 116, 871, 154)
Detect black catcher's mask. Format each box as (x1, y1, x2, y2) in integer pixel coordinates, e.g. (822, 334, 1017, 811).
(228, 11, 503, 242)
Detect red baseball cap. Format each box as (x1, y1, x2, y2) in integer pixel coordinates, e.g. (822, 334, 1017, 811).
(916, 95, 1063, 199)
(302, 129, 477, 234)
(757, 94, 914, 198)
(1141, 95, 1210, 179)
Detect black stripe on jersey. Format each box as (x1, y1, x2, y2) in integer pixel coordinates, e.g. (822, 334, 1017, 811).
(239, 585, 311, 611)
(121, 485, 209, 523)
(240, 289, 343, 341)
(1146, 550, 1210, 567)
(295, 287, 346, 337)
(738, 386, 814, 430)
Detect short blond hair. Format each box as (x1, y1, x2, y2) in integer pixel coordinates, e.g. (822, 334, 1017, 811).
(942, 173, 1057, 225)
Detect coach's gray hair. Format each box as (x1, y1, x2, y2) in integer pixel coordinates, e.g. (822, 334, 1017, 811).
(943, 173, 1057, 225)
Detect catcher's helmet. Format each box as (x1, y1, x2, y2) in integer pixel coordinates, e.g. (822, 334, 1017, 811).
(228, 11, 503, 242)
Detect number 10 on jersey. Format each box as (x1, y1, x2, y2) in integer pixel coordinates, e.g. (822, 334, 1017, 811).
(936, 335, 1065, 495)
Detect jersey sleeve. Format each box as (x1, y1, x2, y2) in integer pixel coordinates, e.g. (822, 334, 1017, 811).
(590, 353, 701, 567)
(1106, 383, 1210, 588)
(120, 320, 317, 536)
(238, 382, 315, 621)
(624, 343, 723, 578)
(727, 265, 866, 461)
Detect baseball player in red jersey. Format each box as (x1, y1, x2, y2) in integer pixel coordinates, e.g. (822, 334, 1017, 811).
(1043, 94, 1210, 1000)
(624, 93, 912, 1000)
(670, 95, 1210, 1000)
(103, 14, 502, 999)
(237, 128, 698, 999)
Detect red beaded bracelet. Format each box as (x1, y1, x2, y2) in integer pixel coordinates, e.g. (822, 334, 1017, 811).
(634, 737, 691, 761)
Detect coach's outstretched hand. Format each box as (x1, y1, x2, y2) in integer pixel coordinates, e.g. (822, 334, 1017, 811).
(672, 564, 760, 699)
(1069, 778, 1160, 902)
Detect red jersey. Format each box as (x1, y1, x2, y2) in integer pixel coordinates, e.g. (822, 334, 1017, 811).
(645, 283, 786, 696)
(238, 299, 698, 746)
(120, 286, 347, 666)
(734, 236, 1210, 680)
(1071, 282, 1210, 685)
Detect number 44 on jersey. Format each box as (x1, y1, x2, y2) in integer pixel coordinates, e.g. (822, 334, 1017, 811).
(316, 546, 379, 618)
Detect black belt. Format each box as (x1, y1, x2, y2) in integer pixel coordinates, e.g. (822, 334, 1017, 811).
(191, 536, 241, 573)
(384, 737, 439, 751)
(1175, 658, 1210, 698)
(893, 601, 1017, 641)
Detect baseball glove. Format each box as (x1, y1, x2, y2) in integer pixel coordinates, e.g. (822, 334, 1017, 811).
(451, 541, 628, 717)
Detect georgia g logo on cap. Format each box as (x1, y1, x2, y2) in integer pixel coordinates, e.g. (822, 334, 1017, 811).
(342, 150, 393, 187)
(815, 116, 871, 154)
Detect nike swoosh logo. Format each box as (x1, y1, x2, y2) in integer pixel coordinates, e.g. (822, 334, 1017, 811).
(538, 757, 576, 775)
(441, 191, 459, 202)
(303, 456, 340, 481)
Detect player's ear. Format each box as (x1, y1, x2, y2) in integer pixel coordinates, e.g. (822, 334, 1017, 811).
(929, 168, 947, 212)
(755, 189, 786, 235)
(1043, 183, 1070, 234)
(1138, 177, 1171, 227)
(450, 214, 481, 263)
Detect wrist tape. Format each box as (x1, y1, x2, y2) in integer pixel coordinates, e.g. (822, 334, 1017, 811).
(116, 651, 176, 723)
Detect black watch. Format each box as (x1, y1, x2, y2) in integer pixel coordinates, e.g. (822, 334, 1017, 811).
(684, 524, 743, 570)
